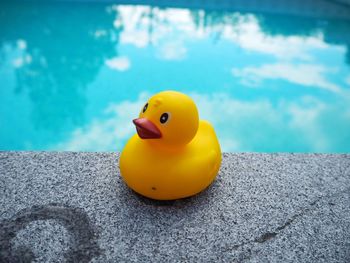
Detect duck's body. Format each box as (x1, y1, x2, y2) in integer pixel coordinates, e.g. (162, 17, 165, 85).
(120, 120, 221, 200)
(119, 91, 221, 200)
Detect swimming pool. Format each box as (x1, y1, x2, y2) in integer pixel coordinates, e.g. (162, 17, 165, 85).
(1, 0, 350, 152)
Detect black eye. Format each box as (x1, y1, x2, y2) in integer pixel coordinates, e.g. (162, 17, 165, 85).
(160, 113, 169, 124)
(142, 103, 148, 113)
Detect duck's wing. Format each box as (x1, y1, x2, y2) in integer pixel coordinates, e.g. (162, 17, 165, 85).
(185, 120, 222, 175)
(207, 149, 221, 174)
(205, 120, 221, 173)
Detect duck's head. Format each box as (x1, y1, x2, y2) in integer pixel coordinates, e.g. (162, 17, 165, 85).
(133, 91, 199, 147)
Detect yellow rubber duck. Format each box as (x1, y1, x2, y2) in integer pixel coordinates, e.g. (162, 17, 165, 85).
(120, 91, 221, 200)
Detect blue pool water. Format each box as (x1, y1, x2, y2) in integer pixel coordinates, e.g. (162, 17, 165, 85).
(1, 1, 350, 152)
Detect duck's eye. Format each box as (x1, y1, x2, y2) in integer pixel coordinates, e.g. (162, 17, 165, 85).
(160, 113, 170, 124)
(142, 103, 148, 113)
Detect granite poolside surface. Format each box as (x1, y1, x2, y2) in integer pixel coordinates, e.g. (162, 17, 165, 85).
(0, 152, 349, 262)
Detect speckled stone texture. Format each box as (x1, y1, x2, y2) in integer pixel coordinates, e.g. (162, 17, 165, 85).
(0, 152, 349, 262)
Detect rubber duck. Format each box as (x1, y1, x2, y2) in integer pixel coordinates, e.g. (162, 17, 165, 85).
(120, 91, 221, 200)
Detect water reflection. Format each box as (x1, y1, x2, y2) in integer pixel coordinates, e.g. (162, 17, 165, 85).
(259, 13, 350, 64)
(0, 2, 122, 130)
(57, 91, 350, 152)
(0, 1, 349, 152)
(232, 63, 342, 93)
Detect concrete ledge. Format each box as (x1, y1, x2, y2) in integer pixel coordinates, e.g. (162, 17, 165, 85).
(1, 152, 349, 262)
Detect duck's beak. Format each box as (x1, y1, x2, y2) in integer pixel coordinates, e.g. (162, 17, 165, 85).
(133, 118, 162, 139)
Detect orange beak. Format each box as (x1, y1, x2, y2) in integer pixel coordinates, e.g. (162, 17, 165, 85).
(133, 118, 162, 139)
